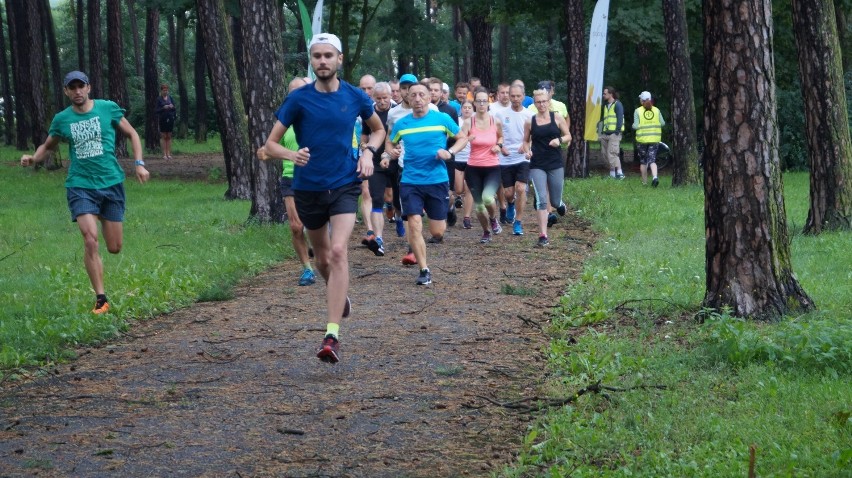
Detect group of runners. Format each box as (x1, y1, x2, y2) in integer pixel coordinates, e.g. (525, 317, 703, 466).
(254, 34, 581, 363)
(21, 31, 665, 365)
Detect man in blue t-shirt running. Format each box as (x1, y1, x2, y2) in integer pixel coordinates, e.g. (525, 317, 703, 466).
(258, 33, 385, 364)
(385, 83, 467, 286)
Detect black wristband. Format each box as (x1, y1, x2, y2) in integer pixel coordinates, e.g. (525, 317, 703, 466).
(365, 145, 378, 155)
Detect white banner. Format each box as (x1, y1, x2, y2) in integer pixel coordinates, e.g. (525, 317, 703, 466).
(584, 0, 610, 141)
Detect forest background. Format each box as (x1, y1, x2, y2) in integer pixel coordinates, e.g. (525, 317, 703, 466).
(3, 0, 850, 174)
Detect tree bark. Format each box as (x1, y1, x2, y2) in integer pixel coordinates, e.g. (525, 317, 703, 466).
(107, 0, 129, 157)
(126, 0, 143, 76)
(87, 0, 103, 99)
(76, 0, 85, 70)
(465, 14, 493, 88)
(40, 0, 63, 113)
(143, 7, 160, 153)
(498, 23, 508, 84)
(194, 21, 208, 143)
(197, 0, 252, 200)
(241, 0, 286, 222)
(167, 14, 177, 77)
(0, 4, 15, 146)
(837, 3, 850, 73)
(661, 0, 700, 187)
(702, 0, 814, 320)
(636, 42, 651, 88)
(175, 13, 190, 139)
(452, 5, 461, 84)
(9, 0, 47, 151)
(562, 0, 587, 178)
(5, 0, 31, 150)
(792, 0, 852, 234)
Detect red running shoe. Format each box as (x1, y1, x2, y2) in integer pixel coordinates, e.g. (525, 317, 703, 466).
(316, 335, 340, 363)
(401, 252, 417, 265)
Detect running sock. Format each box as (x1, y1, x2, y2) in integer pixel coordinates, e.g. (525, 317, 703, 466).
(610, 170, 617, 178)
(617, 169, 623, 175)
(325, 322, 340, 340)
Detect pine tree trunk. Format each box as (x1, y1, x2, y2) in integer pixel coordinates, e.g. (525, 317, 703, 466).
(562, 0, 587, 178)
(194, 24, 208, 143)
(175, 14, 190, 139)
(5, 0, 29, 150)
(197, 0, 252, 200)
(107, 0, 129, 157)
(637, 42, 650, 88)
(126, 0, 143, 76)
(11, 0, 47, 151)
(143, 7, 160, 153)
(662, 0, 700, 187)
(498, 24, 508, 84)
(75, 0, 85, 70)
(452, 5, 461, 84)
(87, 0, 103, 99)
(702, 0, 814, 320)
(40, 0, 63, 114)
(167, 14, 177, 77)
(465, 15, 492, 88)
(241, 0, 286, 223)
(792, 0, 852, 234)
(0, 5, 15, 146)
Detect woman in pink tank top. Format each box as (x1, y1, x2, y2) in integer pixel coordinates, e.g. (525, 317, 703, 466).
(459, 88, 507, 243)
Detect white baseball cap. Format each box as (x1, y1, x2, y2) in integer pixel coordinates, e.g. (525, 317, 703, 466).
(638, 91, 652, 101)
(308, 33, 342, 53)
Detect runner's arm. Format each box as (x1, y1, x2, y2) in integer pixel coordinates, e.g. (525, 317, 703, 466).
(20, 136, 61, 167)
(116, 117, 150, 184)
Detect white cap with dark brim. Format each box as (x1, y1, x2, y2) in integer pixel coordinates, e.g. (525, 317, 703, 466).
(639, 91, 652, 101)
(308, 33, 342, 53)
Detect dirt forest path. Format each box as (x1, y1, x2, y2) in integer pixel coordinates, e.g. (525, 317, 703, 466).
(1, 156, 597, 477)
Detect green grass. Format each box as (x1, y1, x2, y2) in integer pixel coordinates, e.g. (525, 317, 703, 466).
(500, 172, 852, 477)
(170, 134, 223, 155)
(0, 150, 289, 371)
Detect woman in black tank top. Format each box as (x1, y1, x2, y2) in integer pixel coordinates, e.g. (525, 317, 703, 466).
(522, 90, 572, 247)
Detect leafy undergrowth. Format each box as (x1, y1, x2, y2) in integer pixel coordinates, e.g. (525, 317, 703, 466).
(498, 173, 851, 477)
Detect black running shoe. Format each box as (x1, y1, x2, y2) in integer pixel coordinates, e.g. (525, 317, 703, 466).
(454, 196, 463, 209)
(317, 335, 340, 363)
(557, 202, 567, 216)
(447, 206, 457, 227)
(416, 268, 432, 285)
(536, 235, 549, 247)
(547, 213, 558, 227)
(652, 177, 659, 188)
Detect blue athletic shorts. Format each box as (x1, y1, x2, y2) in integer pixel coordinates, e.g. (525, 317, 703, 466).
(67, 183, 126, 222)
(400, 182, 450, 221)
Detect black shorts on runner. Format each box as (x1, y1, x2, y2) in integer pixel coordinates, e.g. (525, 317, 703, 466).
(279, 177, 295, 198)
(501, 162, 531, 188)
(294, 182, 361, 230)
(454, 161, 468, 172)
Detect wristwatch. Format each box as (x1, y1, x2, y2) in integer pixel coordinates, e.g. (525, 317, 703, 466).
(365, 145, 378, 155)
(496, 143, 503, 148)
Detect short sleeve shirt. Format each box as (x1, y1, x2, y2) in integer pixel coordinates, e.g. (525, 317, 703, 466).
(389, 110, 459, 185)
(48, 99, 126, 190)
(275, 81, 374, 191)
(494, 107, 533, 165)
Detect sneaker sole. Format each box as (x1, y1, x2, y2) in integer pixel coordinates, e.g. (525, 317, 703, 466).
(298, 279, 316, 286)
(317, 346, 339, 363)
(343, 297, 351, 318)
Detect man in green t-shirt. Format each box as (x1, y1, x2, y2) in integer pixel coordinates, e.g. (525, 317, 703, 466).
(20, 70, 150, 315)
(279, 77, 316, 287)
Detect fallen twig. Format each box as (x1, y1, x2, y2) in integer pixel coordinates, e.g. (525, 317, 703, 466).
(473, 381, 667, 412)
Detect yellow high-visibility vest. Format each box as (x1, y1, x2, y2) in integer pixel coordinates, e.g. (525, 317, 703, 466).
(603, 101, 624, 133)
(635, 106, 662, 143)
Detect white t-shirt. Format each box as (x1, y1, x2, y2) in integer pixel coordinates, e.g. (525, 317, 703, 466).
(493, 107, 533, 166)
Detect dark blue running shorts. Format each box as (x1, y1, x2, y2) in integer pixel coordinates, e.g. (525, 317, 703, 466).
(66, 183, 126, 222)
(400, 182, 450, 221)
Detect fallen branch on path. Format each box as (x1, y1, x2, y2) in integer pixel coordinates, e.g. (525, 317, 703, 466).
(401, 301, 429, 315)
(516, 314, 543, 331)
(470, 381, 667, 413)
